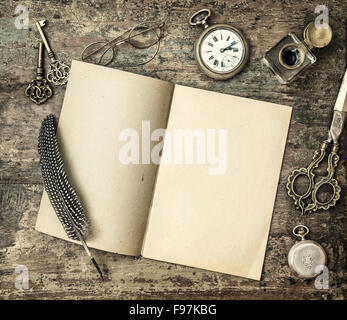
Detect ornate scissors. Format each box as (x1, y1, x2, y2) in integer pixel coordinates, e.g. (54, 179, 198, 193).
(287, 69, 347, 214)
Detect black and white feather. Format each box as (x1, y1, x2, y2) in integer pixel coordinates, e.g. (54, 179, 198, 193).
(38, 114, 103, 280)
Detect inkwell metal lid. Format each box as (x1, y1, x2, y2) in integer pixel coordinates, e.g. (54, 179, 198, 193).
(303, 21, 332, 49)
(288, 225, 327, 279)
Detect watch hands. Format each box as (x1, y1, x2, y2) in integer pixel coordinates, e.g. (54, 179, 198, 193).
(220, 41, 238, 53)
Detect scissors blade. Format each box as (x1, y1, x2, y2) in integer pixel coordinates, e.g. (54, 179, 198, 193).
(334, 69, 347, 113)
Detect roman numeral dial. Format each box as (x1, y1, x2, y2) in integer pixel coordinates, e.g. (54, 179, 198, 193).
(197, 26, 248, 79)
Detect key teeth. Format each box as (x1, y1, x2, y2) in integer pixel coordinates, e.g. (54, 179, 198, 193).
(38, 19, 47, 27)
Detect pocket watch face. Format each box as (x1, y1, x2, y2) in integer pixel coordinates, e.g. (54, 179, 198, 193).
(198, 26, 247, 76)
(288, 240, 327, 279)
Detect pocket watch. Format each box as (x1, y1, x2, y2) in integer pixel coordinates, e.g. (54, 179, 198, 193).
(189, 8, 249, 80)
(288, 225, 327, 279)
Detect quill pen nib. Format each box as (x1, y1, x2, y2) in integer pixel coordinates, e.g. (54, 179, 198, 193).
(75, 228, 104, 280)
(91, 257, 104, 280)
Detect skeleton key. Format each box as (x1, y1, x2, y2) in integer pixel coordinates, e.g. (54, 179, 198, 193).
(25, 42, 53, 104)
(35, 20, 70, 86)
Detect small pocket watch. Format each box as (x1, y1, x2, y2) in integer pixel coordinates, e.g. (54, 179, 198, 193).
(189, 8, 249, 80)
(288, 225, 327, 279)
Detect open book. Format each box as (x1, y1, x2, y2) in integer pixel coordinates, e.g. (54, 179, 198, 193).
(36, 60, 292, 280)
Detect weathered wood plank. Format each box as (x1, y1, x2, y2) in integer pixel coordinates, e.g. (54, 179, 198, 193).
(0, 184, 344, 300)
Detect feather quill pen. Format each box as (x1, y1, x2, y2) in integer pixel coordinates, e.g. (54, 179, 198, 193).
(38, 114, 104, 280)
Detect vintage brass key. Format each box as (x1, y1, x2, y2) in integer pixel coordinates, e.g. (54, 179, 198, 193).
(25, 42, 53, 104)
(35, 20, 70, 85)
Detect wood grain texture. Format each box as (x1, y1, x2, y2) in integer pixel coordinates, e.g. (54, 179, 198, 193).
(0, 0, 346, 300)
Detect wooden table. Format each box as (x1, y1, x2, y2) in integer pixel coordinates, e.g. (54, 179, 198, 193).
(0, 0, 346, 300)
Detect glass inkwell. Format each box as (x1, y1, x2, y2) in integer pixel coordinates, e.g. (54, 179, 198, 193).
(262, 22, 332, 84)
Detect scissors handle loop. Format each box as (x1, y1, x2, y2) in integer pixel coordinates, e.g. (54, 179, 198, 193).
(286, 140, 341, 215)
